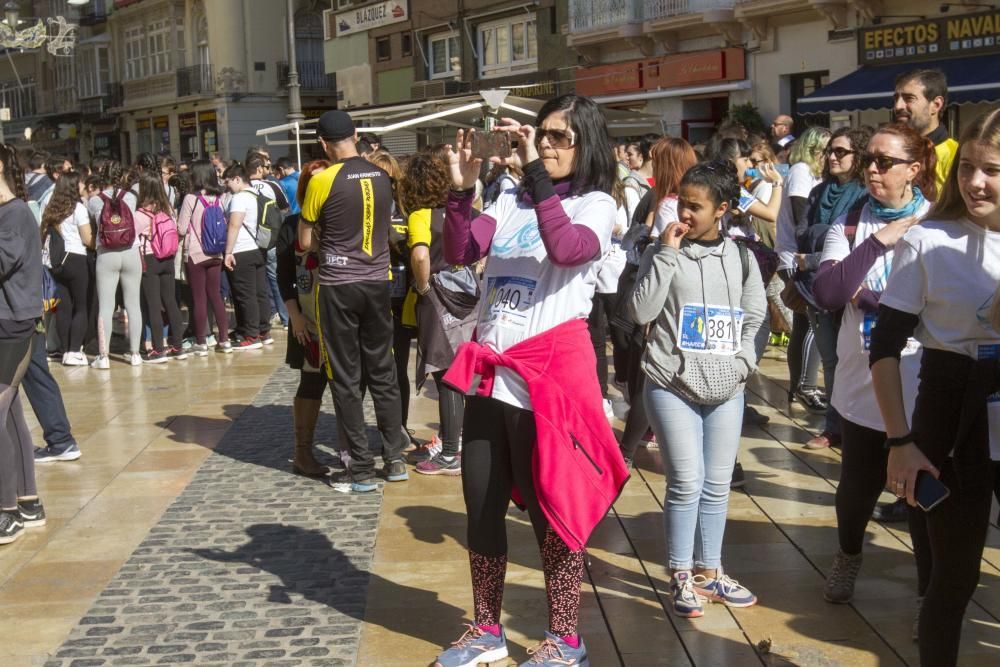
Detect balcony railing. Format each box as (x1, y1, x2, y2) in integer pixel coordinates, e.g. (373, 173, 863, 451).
(568, 0, 643, 33)
(177, 65, 215, 97)
(0, 79, 36, 119)
(277, 61, 336, 92)
(123, 72, 176, 107)
(644, 0, 735, 19)
(106, 82, 124, 109)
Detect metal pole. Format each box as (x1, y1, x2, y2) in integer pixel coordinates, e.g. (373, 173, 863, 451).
(286, 0, 304, 137)
(294, 122, 301, 171)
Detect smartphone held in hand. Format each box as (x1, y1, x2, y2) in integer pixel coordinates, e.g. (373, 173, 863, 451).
(915, 470, 950, 512)
(470, 131, 512, 161)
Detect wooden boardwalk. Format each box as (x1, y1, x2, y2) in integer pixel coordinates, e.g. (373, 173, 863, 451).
(361, 355, 1000, 666)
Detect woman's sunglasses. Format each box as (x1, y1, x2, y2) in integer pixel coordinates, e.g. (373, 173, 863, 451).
(534, 128, 575, 150)
(824, 146, 856, 160)
(860, 153, 913, 172)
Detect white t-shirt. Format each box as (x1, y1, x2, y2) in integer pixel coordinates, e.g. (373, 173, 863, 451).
(595, 203, 628, 294)
(820, 202, 928, 431)
(880, 217, 1000, 460)
(227, 190, 259, 254)
(59, 202, 91, 256)
(652, 196, 679, 236)
(775, 162, 821, 271)
(476, 190, 616, 409)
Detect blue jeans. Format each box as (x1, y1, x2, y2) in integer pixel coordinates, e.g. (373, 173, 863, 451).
(644, 383, 743, 571)
(21, 329, 76, 449)
(266, 247, 288, 325)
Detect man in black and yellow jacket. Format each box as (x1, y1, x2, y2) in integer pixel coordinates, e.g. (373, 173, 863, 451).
(893, 68, 959, 194)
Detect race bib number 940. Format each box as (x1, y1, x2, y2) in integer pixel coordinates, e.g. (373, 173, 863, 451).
(678, 304, 744, 354)
(481, 276, 536, 331)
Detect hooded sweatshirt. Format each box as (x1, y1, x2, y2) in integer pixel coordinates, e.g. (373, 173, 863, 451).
(0, 198, 43, 331)
(628, 236, 766, 405)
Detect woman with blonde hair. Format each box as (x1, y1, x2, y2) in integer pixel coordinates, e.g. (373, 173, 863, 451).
(870, 109, 1000, 665)
(775, 126, 831, 415)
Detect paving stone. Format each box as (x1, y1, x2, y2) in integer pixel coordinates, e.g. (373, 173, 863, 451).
(46, 367, 383, 666)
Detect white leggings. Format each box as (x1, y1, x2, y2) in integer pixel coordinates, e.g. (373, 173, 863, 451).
(96, 247, 143, 356)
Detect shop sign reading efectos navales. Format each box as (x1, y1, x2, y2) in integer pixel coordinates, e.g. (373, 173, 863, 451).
(335, 1, 408, 37)
(859, 9, 1000, 65)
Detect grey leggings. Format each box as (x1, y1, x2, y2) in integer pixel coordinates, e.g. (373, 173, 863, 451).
(96, 247, 143, 356)
(0, 337, 35, 509)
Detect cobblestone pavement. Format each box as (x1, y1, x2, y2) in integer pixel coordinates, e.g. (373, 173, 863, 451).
(44, 367, 384, 667)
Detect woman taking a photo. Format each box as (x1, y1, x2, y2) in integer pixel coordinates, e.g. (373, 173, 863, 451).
(870, 110, 1000, 666)
(628, 161, 765, 618)
(0, 143, 46, 544)
(433, 94, 629, 667)
(177, 160, 230, 355)
(40, 172, 93, 366)
(811, 124, 934, 612)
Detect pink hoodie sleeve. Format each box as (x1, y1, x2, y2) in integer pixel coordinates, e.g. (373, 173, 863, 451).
(444, 190, 496, 265)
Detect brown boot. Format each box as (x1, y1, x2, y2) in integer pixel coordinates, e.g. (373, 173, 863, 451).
(293, 397, 329, 477)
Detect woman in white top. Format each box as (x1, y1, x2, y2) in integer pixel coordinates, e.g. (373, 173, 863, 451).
(775, 127, 831, 413)
(871, 109, 1000, 666)
(812, 124, 936, 610)
(222, 162, 268, 350)
(40, 172, 93, 366)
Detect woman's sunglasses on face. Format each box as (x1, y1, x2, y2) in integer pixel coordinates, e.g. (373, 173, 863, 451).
(824, 146, 856, 160)
(860, 153, 913, 172)
(534, 128, 575, 150)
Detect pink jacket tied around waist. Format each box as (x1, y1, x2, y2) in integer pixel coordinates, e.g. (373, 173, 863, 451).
(444, 318, 630, 552)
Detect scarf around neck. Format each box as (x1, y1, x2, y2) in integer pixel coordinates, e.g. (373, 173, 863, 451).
(809, 178, 868, 228)
(519, 177, 574, 206)
(869, 186, 926, 222)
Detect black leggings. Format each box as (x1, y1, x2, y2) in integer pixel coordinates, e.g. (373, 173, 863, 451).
(141, 254, 185, 352)
(391, 303, 413, 429)
(0, 337, 35, 509)
(54, 253, 90, 353)
(835, 419, 890, 554)
(463, 395, 548, 552)
(295, 369, 328, 401)
(588, 292, 623, 396)
(432, 370, 464, 457)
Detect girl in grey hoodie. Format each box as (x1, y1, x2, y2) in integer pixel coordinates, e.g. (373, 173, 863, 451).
(628, 161, 766, 619)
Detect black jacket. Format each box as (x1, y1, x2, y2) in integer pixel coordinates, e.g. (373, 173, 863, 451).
(0, 199, 43, 327)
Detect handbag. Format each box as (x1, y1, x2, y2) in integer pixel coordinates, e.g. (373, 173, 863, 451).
(780, 274, 809, 314)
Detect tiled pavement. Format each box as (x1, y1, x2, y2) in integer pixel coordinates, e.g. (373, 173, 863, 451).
(3, 338, 999, 666)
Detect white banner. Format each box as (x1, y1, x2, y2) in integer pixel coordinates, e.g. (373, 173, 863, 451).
(335, 1, 408, 37)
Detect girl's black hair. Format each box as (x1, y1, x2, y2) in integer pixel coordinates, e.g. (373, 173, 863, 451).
(223, 162, 249, 183)
(0, 143, 27, 201)
(681, 161, 741, 210)
(535, 94, 617, 197)
(134, 152, 157, 174)
(188, 159, 224, 196)
(704, 137, 751, 165)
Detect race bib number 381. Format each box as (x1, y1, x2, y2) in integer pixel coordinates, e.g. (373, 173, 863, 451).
(481, 276, 536, 332)
(678, 303, 744, 354)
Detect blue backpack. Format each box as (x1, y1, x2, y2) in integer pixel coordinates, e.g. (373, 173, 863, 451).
(196, 194, 227, 256)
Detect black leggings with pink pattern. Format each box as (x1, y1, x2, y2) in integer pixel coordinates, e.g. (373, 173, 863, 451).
(462, 395, 585, 637)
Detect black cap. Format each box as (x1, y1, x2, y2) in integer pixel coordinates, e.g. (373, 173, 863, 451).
(316, 110, 356, 142)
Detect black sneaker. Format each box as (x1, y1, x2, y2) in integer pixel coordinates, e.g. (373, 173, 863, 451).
(744, 405, 770, 426)
(0, 510, 24, 544)
(34, 442, 82, 462)
(873, 497, 909, 523)
(167, 347, 189, 361)
(18, 499, 46, 528)
(327, 469, 377, 493)
(384, 459, 409, 482)
(730, 462, 746, 489)
(793, 388, 828, 414)
(143, 349, 169, 365)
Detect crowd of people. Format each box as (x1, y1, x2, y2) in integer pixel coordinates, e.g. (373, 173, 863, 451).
(0, 64, 996, 667)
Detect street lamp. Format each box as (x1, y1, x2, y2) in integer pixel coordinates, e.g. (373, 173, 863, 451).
(4, 2, 20, 30)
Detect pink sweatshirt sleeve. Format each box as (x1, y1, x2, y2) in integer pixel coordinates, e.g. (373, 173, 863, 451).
(444, 190, 496, 265)
(177, 194, 195, 237)
(813, 234, 887, 311)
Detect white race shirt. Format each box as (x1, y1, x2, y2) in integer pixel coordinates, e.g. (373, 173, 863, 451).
(476, 190, 616, 409)
(820, 202, 928, 432)
(652, 196, 679, 236)
(595, 203, 628, 294)
(228, 190, 259, 254)
(775, 162, 821, 271)
(59, 202, 91, 256)
(880, 217, 1000, 459)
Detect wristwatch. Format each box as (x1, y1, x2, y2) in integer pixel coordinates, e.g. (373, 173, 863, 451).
(884, 433, 915, 450)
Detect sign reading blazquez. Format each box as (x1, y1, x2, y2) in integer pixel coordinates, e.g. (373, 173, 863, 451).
(335, 1, 408, 37)
(859, 9, 1000, 66)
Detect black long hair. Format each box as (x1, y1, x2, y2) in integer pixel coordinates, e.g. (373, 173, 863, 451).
(188, 159, 223, 196)
(535, 94, 616, 197)
(0, 143, 27, 201)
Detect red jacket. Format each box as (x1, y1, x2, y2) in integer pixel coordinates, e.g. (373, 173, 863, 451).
(444, 318, 630, 552)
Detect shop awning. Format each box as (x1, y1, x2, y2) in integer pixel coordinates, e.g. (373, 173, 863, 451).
(797, 54, 1000, 114)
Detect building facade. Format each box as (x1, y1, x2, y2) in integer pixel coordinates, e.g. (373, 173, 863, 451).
(0, 0, 334, 165)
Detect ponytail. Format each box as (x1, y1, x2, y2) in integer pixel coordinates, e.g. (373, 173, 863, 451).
(915, 135, 938, 201)
(0, 144, 27, 202)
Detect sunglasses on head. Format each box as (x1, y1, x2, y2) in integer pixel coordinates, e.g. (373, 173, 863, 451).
(824, 146, 856, 160)
(860, 153, 913, 172)
(534, 128, 575, 150)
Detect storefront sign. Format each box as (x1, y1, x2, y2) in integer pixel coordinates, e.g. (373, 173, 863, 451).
(859, 9, 1000, 65)
(575, 61, 643, 97)
(179, 113, 197, 130)
(198, 111, 217, 123)
(335, 1, 408, 37)
(153, 116, 169, 129)
(136, 118, 151, 130)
